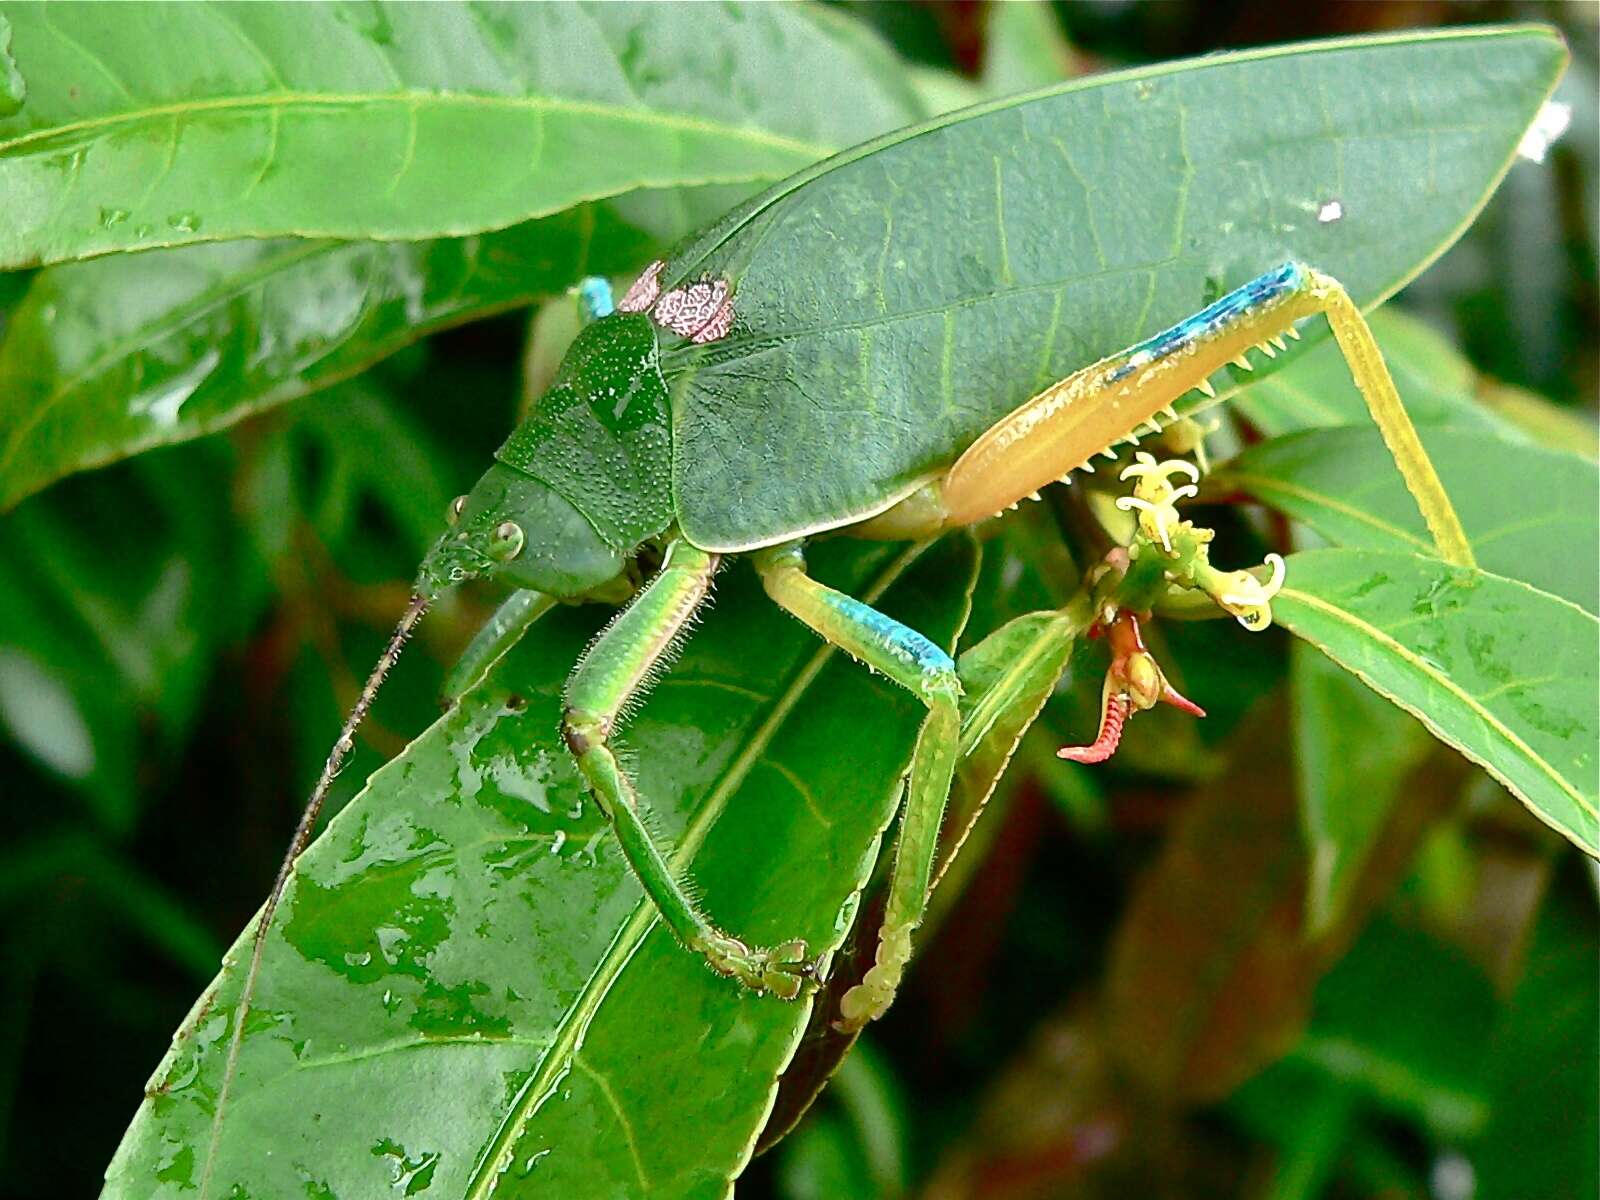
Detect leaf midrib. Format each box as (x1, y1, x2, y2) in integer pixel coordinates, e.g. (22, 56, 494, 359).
(0, 90, 833, 160)
(462, 544, 927, 1198)
(1218, 470, 1432, 551)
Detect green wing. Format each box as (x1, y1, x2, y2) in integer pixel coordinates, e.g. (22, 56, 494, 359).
(657, 28, 1564, 552)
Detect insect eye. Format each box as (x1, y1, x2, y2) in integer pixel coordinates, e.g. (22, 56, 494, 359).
(447, 495, 468, 525)
(490, 521, 525, 561)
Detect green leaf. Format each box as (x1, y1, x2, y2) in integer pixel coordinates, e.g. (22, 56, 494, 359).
(661, 26, 1568, 550)
(1218, 425, 1597, 927)
(944, 603, 1088, 879)
(980, 1, 1075, 94)
(1229, 306, 1527, 438)
(0, 12, 930, 510)
(0, 1, 921, 267)
(1215, 428, 1600, 613)
(104, 537, 978, 1199)
(0, 209, 653, 511)
(1292, 642, 1432, 936)
(1276, 549, 1599, 856)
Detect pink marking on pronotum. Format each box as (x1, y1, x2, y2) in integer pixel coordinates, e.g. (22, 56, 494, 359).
(654, 278, 735, 343)
(618, 259, 664, 313)
(618, 259, 736, 344)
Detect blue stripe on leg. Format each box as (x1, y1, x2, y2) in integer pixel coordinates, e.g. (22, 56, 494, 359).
(822, 591, 957, 681)
(1107, 261, 1306, 382)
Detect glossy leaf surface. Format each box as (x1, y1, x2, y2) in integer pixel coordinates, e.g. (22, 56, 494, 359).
(660, 27, 1565, 548)
(1277, 549, 1599, 855)
(1214, 416, 1596, 929)
(0, 1, 920, 267)
(1216, 429, 1599, 612)
(104, 537, 978, 1198)
(0, 209, 656, 511)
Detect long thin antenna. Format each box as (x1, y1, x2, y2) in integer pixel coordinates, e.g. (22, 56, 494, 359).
(199, 593, 429, 1198)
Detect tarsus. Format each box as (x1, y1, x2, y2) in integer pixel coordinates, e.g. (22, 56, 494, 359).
(198, 593, 429, 1198)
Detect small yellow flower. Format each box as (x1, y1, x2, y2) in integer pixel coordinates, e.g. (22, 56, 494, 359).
(1208, 553, 1287, 630)
(1115, 453, 1200, 553)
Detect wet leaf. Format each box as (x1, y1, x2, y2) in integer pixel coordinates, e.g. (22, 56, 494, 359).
(1276, 549, 1599, 856)
(104, 537, 978, 1199)
(0, 2, 920, 267)
(0, 210, 646, 512)
(1217, 426, 1596, 927)
(1215, 428, 1599, 611)
(0, 36, 929, 511)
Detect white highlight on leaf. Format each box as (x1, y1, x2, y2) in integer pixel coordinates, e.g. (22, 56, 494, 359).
(1517, 101, 1571, 163)
(0, 650, 95, 779)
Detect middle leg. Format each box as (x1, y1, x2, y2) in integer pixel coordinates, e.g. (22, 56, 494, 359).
(754, 541, 962, 1031)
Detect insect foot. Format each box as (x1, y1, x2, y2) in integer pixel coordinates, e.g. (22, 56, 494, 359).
(834, 926, 911, 1033)
(703, 934, 816, 1000)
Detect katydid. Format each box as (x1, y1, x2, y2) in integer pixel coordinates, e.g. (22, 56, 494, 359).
(220, 49, 1493, 1069)
(231, 254, 1460, 1045)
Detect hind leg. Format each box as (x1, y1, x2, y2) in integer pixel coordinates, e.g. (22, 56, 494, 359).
(927, 263, 1469, 565)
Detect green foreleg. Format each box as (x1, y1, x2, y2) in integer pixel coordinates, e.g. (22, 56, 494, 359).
(754, 542, 962, 1031)
(563, 539, 814, 998)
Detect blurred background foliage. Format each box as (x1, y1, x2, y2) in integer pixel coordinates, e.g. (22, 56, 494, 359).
(0, 2, 1594, 1197)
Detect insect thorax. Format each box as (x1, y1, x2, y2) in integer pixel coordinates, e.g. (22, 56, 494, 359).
(495, 313, 676, 556)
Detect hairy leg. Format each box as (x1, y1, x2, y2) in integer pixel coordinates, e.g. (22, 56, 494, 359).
(563, 538, 813, 996)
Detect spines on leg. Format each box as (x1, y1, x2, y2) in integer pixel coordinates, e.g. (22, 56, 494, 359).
(940, 263, 1324, 527)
